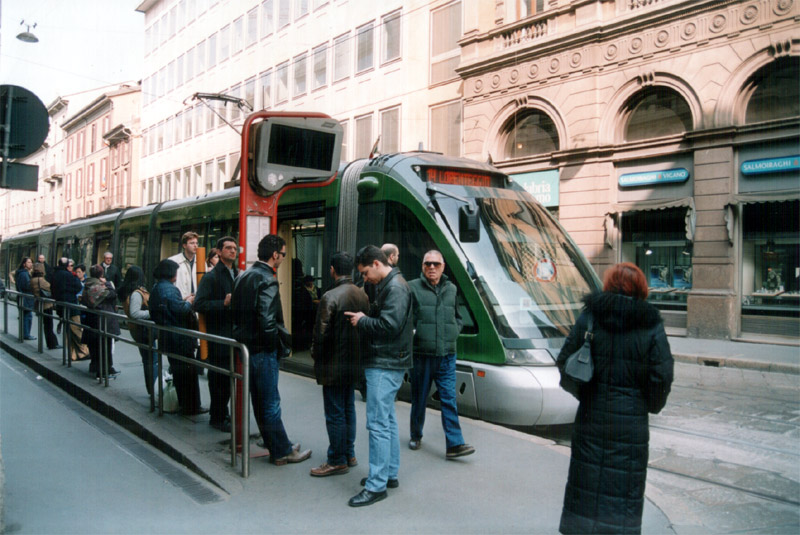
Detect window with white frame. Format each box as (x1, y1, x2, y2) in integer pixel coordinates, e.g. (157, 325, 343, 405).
(245, 77, 256, 111)
(355, 114, 373, 159)
(333, 33, 350, 82)
(184, 107, 193, 139)
(230, 84, 242, 122)
(233, 17, 244, 54)
(381, 10, 401, 64)
(157, 121, 164, 151)
(430, 100, 461, 156)
(246, 8, 258, 47)
(208, 33, 218, 68)
(339, 119, 348, 162)
(276, 61, 289, 103)
(165, 116, 174, 148)
(381, 106, 400, 153)
(167, 60, 175, 93)
(293, 53, 307, 97)
(356, 22, 374, 74)
(206, 102, 216, 131)
(217, 157, 227, 190)
(193, 163, 202, 196)
(195, 105, 203, 136)
(204, 161, 214, 193)
(259, 69, 272, 109)
(186, 46, 195, 80)
(176, 55, 184, 88)
(313, 44, 327, 90)
(278, 0, 290, 28)
(295, 0, 308, 20)
(197, 39, 206, 72)
(220, 24, 231, 61)
(174, 112, 182, 144)
(261, 0, 274, 37)
(430, 1, 462, 85)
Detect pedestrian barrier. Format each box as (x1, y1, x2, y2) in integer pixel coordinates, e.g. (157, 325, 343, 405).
(1, 289, 254, 478)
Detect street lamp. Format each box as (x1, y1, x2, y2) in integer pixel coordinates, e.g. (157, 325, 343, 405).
(16, 21, 39, 43)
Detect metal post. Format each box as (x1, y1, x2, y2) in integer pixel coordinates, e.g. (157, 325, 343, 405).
(149, 325, 156, 413)
(3, 293, 8, 334)
(17, 296, 23, 341)
(229, 345, 236, 468)
(157, 328, 163, 417)
(101, 314, 108, 386)
(36, 297, 43, 353)
(241, 346, 250, 478)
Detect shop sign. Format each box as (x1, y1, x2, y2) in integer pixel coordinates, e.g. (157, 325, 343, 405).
(511, 170, 559, 207)
(618, 168, 689, 187)
(740, 156, 800, 175)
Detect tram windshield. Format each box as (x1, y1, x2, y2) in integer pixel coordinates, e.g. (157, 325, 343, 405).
(440, 190, 600, 340)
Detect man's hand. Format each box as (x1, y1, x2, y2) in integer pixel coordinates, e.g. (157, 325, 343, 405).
(344, 311, 365, 326)
(224, 293, 232, 307)
(185, 293, 195, 304)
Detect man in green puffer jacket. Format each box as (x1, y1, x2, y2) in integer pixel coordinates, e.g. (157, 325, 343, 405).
(408, 250, 475, 460)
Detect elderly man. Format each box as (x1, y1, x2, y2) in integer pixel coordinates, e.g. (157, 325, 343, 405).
(408, 250, 474, 459)
(100, 252, 121, 290)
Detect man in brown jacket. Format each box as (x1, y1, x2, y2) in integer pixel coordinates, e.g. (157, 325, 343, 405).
(309, 252, 369, 477)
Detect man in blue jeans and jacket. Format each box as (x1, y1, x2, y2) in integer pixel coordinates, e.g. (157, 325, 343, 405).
(346, 245, 413, 507)
(408, 250, 475, 459)
(232, 234, 311, 466)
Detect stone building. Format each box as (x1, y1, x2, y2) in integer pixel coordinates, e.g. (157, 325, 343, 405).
(458, 0, 799, 340)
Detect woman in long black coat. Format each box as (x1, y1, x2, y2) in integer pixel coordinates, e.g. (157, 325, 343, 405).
(557, 262, 674, 535)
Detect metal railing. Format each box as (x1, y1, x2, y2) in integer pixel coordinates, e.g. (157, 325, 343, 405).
(1, 289, 253, 478)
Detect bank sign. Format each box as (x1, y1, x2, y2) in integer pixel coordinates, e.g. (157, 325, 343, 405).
(618, 168, 690, 187)
(741, 156, 800, 175)
(512, 170, 559, 207)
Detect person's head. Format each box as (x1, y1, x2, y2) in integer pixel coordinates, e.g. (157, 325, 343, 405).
(58, 257, 69, 269)
(18, 257, 32, 271)
(381, 243, 399, 267)
(37, 254, 46, 264)
(257, 234, 286, 267)
(355, 245, 391, 285)
(421, 250, 445, 286)
(33, 263, 45, 277)
(75, 264, 86, 279)
(206, 248, 219, 268)
(118, 265, 145, 301)
(67, 259, 75, 272)
(330, 251, 354, 279)
(303, 275, 315, 288)
(103, 252, 113, 265)
(89, 264, 105, 279)
(216, 236, 238, 266)
(181, 231, 199, 258)
(603, 262, 648, 300)
(153, 259, 179, 282)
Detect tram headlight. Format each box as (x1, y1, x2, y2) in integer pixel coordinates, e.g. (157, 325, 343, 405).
(505, 349, 555, 365)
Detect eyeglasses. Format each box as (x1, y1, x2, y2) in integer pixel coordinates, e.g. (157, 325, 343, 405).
(278, 251, 287, 257)
(423, 261, 442, 268)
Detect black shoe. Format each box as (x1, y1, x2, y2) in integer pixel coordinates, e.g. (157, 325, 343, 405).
(48, 344, 62, 350)
(446, 444, 475, 459)
(348, 489, 387, 507)
(24, 336, 36, 340)
(409, 438, 422, 450)
(360, 477, 398, 489)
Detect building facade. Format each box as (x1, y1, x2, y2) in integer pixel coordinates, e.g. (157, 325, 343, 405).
(135, 0, 468, 203)
(62, 85, 142, 222)
(457, 0, 799, 340)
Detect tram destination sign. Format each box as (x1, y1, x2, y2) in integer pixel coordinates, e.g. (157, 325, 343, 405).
(740, 156, 800, 175)
(618, 168, 689, 188)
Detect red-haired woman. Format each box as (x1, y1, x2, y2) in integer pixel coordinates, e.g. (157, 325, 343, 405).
(557, 262, 674, 534)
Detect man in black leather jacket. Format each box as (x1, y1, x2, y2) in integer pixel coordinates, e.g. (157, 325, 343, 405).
(231, 234, 311, 466)
(345, 245, 413, 507)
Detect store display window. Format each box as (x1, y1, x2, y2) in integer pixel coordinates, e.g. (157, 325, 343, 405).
(741, 201, 799, 316)
(620, 207, 692, 308)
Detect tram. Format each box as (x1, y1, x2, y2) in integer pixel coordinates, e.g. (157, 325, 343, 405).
(0, 114, 601, 427)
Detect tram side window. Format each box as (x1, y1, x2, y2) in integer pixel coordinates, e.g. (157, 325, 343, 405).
(95, 236, 112, 265)
(77, 237, 94, 269)
(207, 219, 239, 252)
(383, 201, 478, 334)
(160, 229, 182, 259)
(120, 232, 147, 275)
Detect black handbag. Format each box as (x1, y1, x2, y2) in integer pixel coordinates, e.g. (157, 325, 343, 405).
(560, 314, 594, 399)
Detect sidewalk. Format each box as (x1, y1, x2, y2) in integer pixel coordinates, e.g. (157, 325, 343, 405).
(666, 332, 799, 374)
(0, 308, 675, 534)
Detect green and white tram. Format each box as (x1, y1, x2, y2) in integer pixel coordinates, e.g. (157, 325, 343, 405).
(1, 113, 600, 426)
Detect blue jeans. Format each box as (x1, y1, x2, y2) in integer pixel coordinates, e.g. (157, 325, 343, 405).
(250, 350, 292, 459)
(22, 309, 33, 338)
(410, 354, 465, 449)
(364, 367, 404, 492)
(322, 385, 356, 466)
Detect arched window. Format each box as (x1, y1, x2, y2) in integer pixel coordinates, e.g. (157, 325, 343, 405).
(623, 87, 692, 142)
(503, 110, 559, 159)
(745, 57, 799, 124)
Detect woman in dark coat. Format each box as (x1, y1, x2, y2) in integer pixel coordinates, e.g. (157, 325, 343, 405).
(149, 259, 203, 415)
(82, 264, 121, 380)
(557, 262, 674, 535)
(15, 257, 35, 340)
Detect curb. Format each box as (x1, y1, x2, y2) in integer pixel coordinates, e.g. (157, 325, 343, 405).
(672, 352, 800, 375)
(0, 339, 224, 491)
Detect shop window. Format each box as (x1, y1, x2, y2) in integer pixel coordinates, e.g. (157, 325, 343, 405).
(623, 87, 692, 142)
(744, 57, 800, 124)
(430, 100, 461, 157)
(741, 201, 799, 310)
(430, 1, 462, 85)
(502, 110, 559, 158)
(621, 208, 692, 307)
